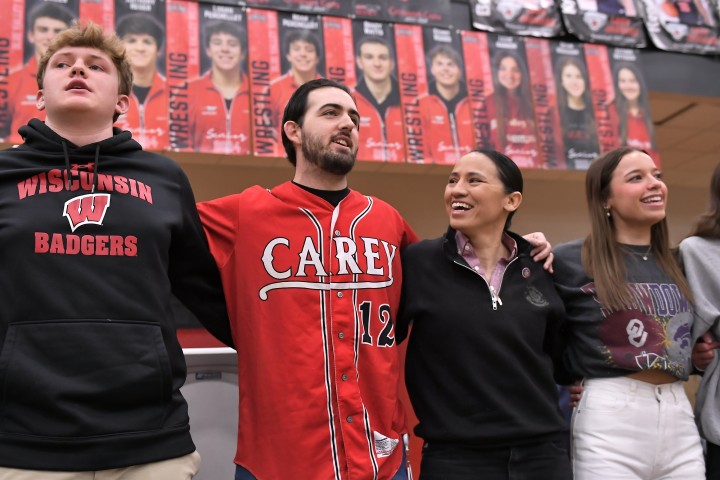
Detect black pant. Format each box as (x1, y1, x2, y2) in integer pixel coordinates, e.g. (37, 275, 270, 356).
(707, 441, 720, 480)
(420, 440, 572, 480)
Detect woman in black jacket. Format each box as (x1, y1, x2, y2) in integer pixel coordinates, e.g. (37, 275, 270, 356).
(397, 149, 572, 479)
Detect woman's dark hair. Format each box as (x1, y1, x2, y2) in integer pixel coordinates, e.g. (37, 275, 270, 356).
(472, 148, 523, 230)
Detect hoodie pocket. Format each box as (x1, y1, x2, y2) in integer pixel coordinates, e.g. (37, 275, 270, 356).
(0, 319, 172, 437)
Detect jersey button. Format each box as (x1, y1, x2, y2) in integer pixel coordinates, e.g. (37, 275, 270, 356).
(338, 332, 345, 339)
(346, 416, 353, 423)
(334, 230, 341, 236)
(341, 374, 348, 381)
(337, 292, 343, 298)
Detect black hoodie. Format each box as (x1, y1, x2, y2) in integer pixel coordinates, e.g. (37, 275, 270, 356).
(0, 120, 232, 470)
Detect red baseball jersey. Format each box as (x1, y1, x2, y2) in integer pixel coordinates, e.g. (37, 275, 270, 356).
(187, 72, 251, 155)
(198, 182, 418, 479)
(115, 72, 169, 151)
(418, 94, 474, 165)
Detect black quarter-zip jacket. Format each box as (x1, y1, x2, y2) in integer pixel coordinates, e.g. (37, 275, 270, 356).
(0, 120, 231, 470)
(397, 228, 570, 447)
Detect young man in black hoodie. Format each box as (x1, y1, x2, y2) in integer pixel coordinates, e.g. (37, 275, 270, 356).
(0, 22, 231, 479)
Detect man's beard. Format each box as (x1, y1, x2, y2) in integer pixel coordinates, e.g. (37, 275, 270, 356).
(301, 133, 356, 176)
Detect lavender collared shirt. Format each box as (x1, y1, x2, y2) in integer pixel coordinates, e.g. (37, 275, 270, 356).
(455, 230, 518, 293)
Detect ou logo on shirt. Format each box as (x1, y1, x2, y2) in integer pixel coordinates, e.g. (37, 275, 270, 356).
(626, 318, 648, 347)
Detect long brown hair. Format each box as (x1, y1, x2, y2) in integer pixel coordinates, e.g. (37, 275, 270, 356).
(581, 147, 692, 310)
(689, 161, 720, 239)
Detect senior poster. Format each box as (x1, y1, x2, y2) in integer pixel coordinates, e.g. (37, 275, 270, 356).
(608, 47, 659, 162)
(524, 37, 565, 169)
(243, 0, 351, 16)
(487, 35, 542, 169)
(583, 43, 620, 155)
(551, 41, 601, 170)
(166, 0, 200, 151)
(385, 0, 453, 27)
(640, 0, 720, 54)
(470, 0, 564, 37)
(114, 0, 168, 151)
(1, 0, 78, 143)
(353, 0, 384, 20)
(460, 30, 495, 151)
(561, 0, 647, 47)
(351, 20, 405, 162)
(183, 4, 250, 155)
(394, 23, 428, 164)
(419, 27, 475, 164)
(247, 10, 325, 157)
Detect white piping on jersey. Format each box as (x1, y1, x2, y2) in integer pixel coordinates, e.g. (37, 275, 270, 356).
(302, 207, 343, 480)
(348, 197, 380, 479)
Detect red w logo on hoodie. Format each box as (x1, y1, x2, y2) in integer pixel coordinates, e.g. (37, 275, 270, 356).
(63, 194, 111, 232)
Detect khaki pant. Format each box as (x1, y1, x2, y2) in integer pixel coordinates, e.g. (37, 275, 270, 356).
(0, 451, 201, 480)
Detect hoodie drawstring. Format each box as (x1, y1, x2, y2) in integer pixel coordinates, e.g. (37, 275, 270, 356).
(62, 140, 71, 191)
(60, 141, 101, 193)
(92, 144, 100, 193)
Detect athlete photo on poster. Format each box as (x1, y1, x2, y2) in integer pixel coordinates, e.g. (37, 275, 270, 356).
(487, 35, 541, 168)
(561, 0, 647, 47)
(609, 47, 659, 162)
(267, 12, 324, 156)
(552, 42, 600, 170)
(640, 0, 719, 54)
(114, 0, 168, 151)
(470, 0, 563, 37)
(418, 27, 474, 164)
(1, 0, 77, 143)
(186, 4, 251, 155)
(351, 20, 405, 162)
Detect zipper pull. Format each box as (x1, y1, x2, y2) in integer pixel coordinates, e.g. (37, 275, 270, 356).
(490, 285, 503, 310)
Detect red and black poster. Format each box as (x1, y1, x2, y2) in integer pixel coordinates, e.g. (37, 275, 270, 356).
(470, 0, 564, 37)
(394, 23, 427, 163)
(351, 20, 405, 162)
(322, 16, 355, 87)
(167, 0, 199, 151)
(460, 30, 494, 151)
(243, 0, 350, 16)
(183, 4, 250, 155)
(114, 0, 168, 151)
(80, 0, 114, 27)
(248, 9, 324, 158)
(1, 0, 79, 143)
(353, 0, 384, 20)
(608, 47, 659, 163)
(561, 0, 647, 47)
(247, 8, 282, 156)
(583, 42, 620, 155)
(551, 41, 600, 170)
(419, 26, 474, 164)
(487, 34, 541, 169)
(640, 0, 719, 54)
(385, 0, 453, 27)
(525, 37, 565, 169)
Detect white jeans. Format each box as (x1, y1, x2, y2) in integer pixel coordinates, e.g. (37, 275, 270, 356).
(572, 376, 704, 480)
(0, 451, 201, 480)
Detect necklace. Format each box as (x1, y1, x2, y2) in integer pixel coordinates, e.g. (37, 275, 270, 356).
(625, 244, 652, 261)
